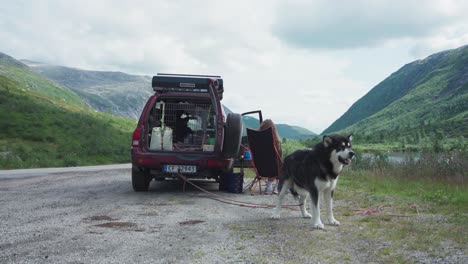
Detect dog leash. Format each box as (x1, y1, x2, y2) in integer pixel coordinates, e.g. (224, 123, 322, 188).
(176, 172, 301, 210)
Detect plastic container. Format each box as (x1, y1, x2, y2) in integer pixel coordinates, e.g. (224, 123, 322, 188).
(150, 127, 173, 151)
(149, 128, 162, 150)
(226, 173, 244, 193)
(162, 127, 173, 151)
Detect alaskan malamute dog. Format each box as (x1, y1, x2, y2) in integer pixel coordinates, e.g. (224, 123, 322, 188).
(272, 134, 355, 229)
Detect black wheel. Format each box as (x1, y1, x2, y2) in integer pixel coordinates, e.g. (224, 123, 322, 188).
(223, 113, 243, 158)
(132, 166, 151, 192)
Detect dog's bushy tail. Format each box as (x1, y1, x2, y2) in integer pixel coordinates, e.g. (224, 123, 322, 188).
(277, 162, 287, 193)
(277, 156, 299, 199)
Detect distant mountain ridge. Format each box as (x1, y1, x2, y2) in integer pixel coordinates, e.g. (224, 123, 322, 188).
(22, 60, 153, 119)
(1, 53, 28, 69)
(323, 45, 468, 141)
(24, 60, 316, 138)
(234, 112, 317, 139)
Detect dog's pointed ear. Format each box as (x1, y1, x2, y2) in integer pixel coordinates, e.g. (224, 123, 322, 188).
(348, 134, 353, 142)
(323, 135, 333, 147)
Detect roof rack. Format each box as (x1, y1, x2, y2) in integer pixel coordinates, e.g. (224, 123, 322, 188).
(152, 73, 223, 94)
(157, 73, 221, 78)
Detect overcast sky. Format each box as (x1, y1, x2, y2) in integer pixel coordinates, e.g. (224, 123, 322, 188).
(1, 0, 467, 133)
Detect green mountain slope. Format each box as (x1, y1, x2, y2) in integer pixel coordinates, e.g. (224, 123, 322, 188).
(322, 45, 468, 147)
(225, 108, 316, 139)
(0, 53, 136, 169)
(23, 60, 153, 119)
(276, 124, 316, 139)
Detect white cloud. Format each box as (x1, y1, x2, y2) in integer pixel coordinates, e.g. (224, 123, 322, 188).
(272, 0, 468, 50)
(0, 0, 467, 133)
(409, 26, 468, 58)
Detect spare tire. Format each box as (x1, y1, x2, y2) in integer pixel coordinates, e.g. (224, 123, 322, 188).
(222, 113, 243, 158)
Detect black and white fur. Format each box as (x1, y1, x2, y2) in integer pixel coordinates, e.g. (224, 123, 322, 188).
(272, 134, 355, 229)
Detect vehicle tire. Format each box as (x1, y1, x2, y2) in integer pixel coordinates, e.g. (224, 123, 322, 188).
(223, 113, 243, 158)
(132, 166, 151, 192)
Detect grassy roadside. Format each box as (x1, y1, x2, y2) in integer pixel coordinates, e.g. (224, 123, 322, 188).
(0, 74, 136, 169)
(229, 143, 467, 263)
(228, 175, 466, 263)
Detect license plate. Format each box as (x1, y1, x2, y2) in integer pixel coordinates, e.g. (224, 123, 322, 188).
(163, 165, 197, 174)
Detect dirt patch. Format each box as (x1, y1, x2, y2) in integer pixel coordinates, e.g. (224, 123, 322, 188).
(94, 222, 137, 229)
(178, 220, 205, 225)
(86, 231, 104, 235)
(153, 202, 171, 206)
(84, 215, 144, 232)
(83, 215, 117, 222)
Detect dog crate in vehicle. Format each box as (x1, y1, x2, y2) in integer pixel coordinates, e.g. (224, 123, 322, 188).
(147, 98, 217, 152)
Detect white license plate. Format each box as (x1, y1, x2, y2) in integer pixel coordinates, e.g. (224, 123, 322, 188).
(163, 165, 197, 174)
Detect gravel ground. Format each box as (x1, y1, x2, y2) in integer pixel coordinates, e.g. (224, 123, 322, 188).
(0, 168, 466, 263)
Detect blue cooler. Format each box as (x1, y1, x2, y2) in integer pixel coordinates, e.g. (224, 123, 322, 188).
(226, 173, 244, 193)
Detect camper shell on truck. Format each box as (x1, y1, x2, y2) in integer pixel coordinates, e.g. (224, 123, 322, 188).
(131, 74, 243, 192)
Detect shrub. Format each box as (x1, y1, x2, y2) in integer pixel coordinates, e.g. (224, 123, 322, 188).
(350, 150, 467, 186)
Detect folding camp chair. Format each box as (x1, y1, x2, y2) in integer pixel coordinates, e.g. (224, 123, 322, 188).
(246, 127, 282, 195)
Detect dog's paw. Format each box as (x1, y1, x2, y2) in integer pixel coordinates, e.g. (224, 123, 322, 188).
(312, 219, 325, 229)
(302, 212, 312, 219)
(312, 221, 325, 229)
(327, 218, 340, 226)
(271, 212, 281, 220)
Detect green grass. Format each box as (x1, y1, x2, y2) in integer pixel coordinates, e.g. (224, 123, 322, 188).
(232, 165, 466, 262)
(280, 139, 307, 158)
(332, 152, 468, 259)
(224, 142, 468, 262)
(0, 71, 136, 169)
(341, 168, 467, 214)
(0, 64, 87, 106)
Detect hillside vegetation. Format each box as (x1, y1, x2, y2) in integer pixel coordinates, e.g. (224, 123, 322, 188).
(23, 60, 153, 119)
(0, 53, 136, 169)
(323, 45, 467, 150)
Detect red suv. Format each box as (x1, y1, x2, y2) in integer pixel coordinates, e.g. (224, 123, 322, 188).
(131, 74, 243, 191)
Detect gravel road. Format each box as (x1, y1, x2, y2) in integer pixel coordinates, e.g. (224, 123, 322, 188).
(0, 166, 290, 264)
(0, 166, 466, 264)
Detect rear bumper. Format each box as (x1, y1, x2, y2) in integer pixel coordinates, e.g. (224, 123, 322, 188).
(131, 148, 233, 176)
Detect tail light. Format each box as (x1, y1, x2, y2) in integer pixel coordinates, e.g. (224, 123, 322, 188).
(132, 127, 142, 147)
